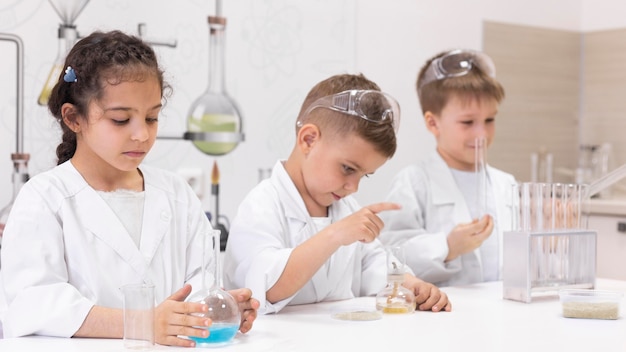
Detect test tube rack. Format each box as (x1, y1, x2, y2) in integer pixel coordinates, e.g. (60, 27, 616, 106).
(503, 230, 596, 303)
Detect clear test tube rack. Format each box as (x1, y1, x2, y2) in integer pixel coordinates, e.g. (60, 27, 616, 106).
(502, 183, 596, 303)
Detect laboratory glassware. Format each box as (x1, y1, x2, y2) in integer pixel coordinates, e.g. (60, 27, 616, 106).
(185, 229, 239, 346)
(504, 181, 595, 303)
(0, 33, 29, 266)
(121, 283, 155, 349)
(375, 246, 416, 314)
(475, 137, 487, 219)
(38, 0, 89, 106)
(185, 14, 244, 156)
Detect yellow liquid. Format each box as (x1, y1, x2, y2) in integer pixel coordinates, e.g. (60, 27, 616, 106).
(188, 113, 238, 155)
(38, 64, 63, 106)
(382, 306, 410, 314)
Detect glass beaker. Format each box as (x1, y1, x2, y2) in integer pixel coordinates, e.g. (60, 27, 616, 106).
(186, 16, 244, 156)
(375, 246, 416, 314)
(185, 229, 239, 346)
(121, 283, 155, 350)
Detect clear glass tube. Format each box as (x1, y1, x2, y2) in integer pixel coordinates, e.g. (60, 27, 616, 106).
(474, 137, 487, 220)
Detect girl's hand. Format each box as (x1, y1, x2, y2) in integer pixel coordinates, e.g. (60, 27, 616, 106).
(228, 288, 260, 333)
(154, 284, 210, 347)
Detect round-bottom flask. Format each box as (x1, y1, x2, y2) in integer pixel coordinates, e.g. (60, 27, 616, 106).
(375, 246, 416, 314)
(186, 229, 240, 346)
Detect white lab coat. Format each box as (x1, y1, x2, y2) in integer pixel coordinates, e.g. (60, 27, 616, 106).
(379, 152, 516, 287)
(223, 161, 388, 314)
(0, 161, 209, 338)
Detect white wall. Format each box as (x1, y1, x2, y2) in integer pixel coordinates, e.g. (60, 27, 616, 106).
(0, 0, 607, 222)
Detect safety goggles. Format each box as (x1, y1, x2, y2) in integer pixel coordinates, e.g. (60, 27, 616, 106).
(298, 90, 400, 133)
(418, 49, 496, 92)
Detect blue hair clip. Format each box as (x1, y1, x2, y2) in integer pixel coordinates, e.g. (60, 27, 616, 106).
(63, 66, 77, 83)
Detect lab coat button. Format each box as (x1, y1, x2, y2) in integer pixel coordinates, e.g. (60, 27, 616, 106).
(161, 211, 171, 221)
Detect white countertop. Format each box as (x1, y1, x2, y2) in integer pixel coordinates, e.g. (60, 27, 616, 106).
(0, 279, 625, 351)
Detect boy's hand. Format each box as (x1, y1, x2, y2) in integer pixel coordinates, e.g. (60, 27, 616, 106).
(154, 284, 211, 347)
(445, 215, 493, 262)
(402, 275, 452, 312)
(330, 202, 401, 246)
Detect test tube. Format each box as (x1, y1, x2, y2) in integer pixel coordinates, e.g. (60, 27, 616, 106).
(475, 137, 487, 220)
(519, 182, 532, 232)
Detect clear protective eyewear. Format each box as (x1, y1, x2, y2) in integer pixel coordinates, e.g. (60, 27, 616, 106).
(298, 89, 400, 133)
(418, 49, 496, 92)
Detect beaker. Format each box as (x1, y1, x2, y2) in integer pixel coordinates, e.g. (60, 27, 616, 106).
(375, 246, 416, 314)
(185, 229, 239, 346)
(121, 283, 155, 350)
(186, 16, 244, 156)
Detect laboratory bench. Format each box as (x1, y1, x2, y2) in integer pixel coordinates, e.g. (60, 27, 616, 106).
(0, 279, 625, 351)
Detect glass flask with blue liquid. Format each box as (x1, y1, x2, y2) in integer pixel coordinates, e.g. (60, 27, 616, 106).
(186, 229, 239, 346)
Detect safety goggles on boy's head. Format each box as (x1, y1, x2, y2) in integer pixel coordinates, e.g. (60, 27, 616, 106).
(418, 49, 496, 92)
(297, 90, 400, 133)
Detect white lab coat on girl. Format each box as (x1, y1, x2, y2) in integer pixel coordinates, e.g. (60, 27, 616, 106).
(379, 152, 516, 287)
(223, 161, 389, 314)
(0, 161, 209, 338)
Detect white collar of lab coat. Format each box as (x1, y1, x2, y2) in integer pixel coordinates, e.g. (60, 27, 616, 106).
(60, 161, 169, 277)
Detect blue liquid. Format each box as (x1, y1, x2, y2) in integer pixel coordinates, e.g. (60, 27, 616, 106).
(189, 323, 239, 345)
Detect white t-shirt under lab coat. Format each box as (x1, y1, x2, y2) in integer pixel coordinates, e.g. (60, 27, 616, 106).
(223, 160, 389, 314)
(0, 161, 210, 338)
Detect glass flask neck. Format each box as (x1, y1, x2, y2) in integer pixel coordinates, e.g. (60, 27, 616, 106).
(201, 229, 222, 291)
(206, 16, 227, 94)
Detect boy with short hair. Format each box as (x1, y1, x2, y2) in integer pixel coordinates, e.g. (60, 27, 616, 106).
(223, 73, 451, 314)
(379, 49, 517, 287)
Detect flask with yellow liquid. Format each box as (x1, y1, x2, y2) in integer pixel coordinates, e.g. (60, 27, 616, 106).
(185, 15, 244, 156)
(375, 246, 416, 314)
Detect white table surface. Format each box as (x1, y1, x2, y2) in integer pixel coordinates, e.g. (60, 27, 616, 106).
(1, 279, 625, 352)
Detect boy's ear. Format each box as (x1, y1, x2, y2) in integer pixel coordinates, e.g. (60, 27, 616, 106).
(297, 123, 320, 153)
(61, 103, 81, 133)
(424, 111, 440, 137)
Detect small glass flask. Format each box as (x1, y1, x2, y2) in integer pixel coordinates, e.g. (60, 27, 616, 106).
(185, 229, 239, 346)
(0, 154, 30, 256)
(185, 16, 244, 156)
(375, 246, 416, 314)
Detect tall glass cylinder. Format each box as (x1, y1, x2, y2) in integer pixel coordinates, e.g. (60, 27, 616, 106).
(186, 16, 244, 156)
(185, 229, 239, 346)
(474, 137, 487, 220)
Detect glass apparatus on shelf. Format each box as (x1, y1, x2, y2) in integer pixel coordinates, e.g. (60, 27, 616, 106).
(185, 229, 239, 346)
(0, 33, 29, 267)
(38, 0, 89, 106)
(375, 246, 416, 314)
(185, 14, 244, 156)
